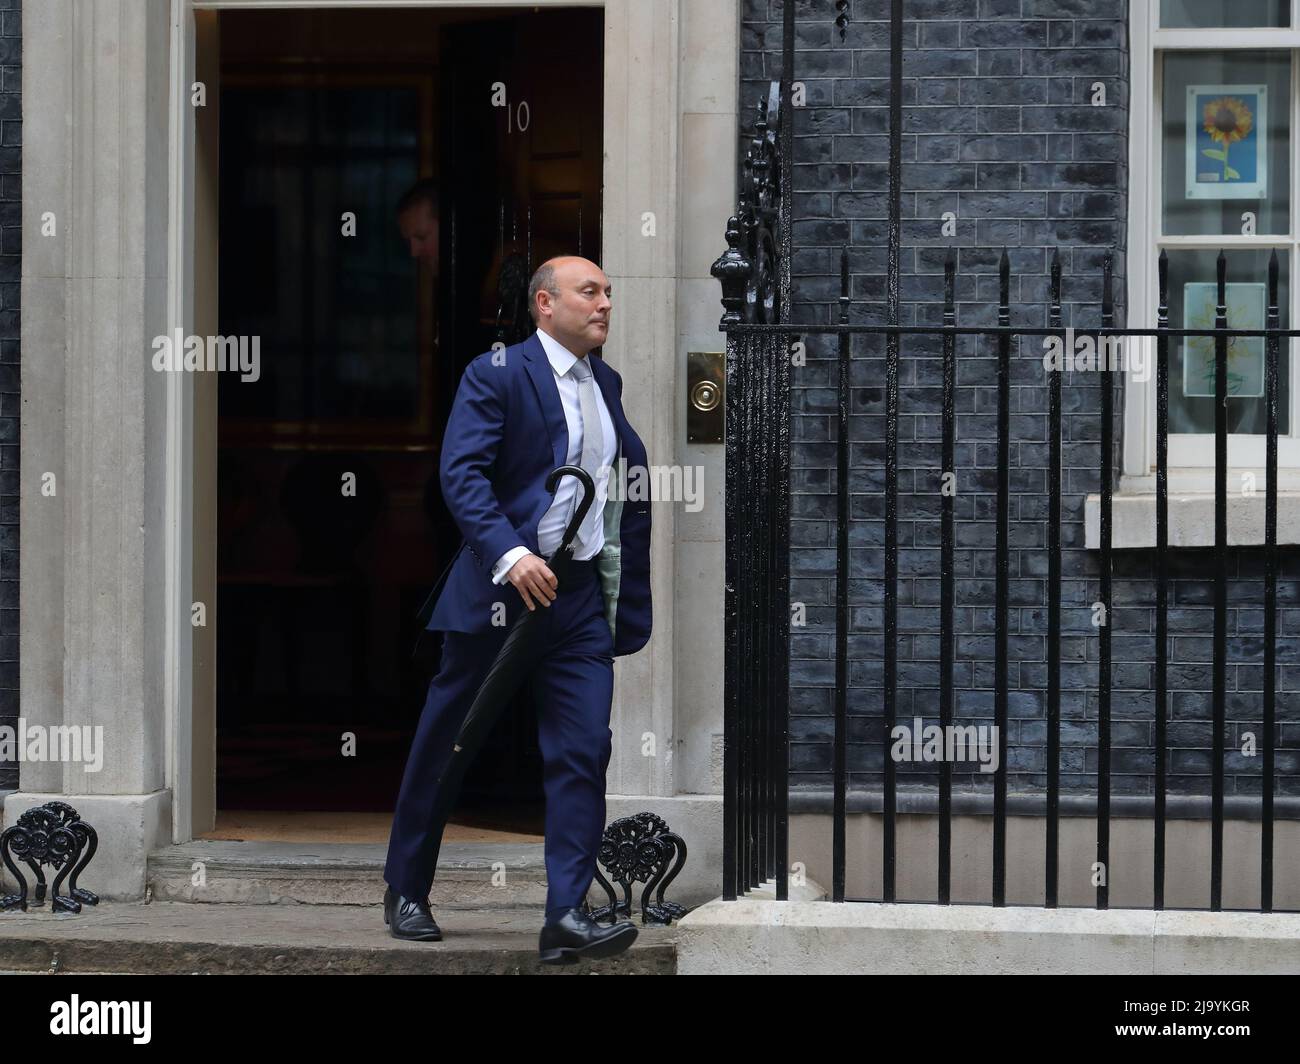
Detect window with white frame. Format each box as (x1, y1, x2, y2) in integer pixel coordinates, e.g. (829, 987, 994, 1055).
(1125, 0, 1300, 491)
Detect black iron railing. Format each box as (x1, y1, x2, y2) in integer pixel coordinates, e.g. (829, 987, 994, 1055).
(713, 0, 1299, 913)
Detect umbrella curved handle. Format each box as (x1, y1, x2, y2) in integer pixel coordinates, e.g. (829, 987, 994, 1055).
(434, 464, 596, 819)
(546, 464, 596, 560)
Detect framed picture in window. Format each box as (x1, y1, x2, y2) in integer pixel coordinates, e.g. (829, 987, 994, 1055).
(1185, 84, 1268, 199)
(1182, 281, 1267, 398)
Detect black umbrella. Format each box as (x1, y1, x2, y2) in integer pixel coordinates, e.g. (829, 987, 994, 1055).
(427, 464, 597, 836)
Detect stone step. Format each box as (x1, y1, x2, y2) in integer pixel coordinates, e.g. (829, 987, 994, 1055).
(0, 901, 677, 975)
(147, 840, 554, 909)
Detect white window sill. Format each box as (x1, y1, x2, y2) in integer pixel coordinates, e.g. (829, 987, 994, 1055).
(1085, 491, 1300, 549)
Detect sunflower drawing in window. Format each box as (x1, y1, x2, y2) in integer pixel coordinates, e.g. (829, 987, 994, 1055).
(1182, 281, 1266, 399)
(1203, 96, 1252, 181)
(1185, 85, 1267, 200)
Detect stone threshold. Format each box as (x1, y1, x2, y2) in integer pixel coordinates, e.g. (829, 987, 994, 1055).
(146, 839, 552, 908)
(0, 900, 677, 975)
(676, 879, 1300, 974)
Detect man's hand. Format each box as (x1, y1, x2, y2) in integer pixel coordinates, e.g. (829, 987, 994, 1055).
(506, 554, 558, 610)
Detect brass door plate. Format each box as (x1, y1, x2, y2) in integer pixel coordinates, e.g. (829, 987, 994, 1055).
(687, 350, 724, 443)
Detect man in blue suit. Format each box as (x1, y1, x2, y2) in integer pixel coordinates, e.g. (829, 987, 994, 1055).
(383, 256, 653, 964)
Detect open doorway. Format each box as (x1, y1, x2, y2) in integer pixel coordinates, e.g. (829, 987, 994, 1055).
(202, 6, 605, 843)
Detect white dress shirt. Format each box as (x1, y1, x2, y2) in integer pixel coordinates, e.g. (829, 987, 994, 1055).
(490, 328, 618, 585)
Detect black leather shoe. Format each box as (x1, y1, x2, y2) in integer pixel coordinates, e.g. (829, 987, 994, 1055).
(538, 906, 637, 965)
(383, 886, 442, 941)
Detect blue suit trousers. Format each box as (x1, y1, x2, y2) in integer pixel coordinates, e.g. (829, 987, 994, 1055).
(384, 562, 615, 914)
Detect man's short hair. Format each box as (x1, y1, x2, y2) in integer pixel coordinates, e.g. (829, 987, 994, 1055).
(527, 262, 561, 324)
(396, 177, 440, 217)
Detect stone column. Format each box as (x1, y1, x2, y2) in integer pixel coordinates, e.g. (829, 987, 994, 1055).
(600, 0, 681, 802)
(12, 0, 174, 898)
(673, 0, 735, 797)
(603, 0, 736, 893)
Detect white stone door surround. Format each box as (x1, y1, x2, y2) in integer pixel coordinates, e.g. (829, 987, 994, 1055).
(14, 0, 736, 899)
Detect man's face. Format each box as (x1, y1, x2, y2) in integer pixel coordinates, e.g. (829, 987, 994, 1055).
(540, 261, 612, 354)
(399, 201, 439, 266)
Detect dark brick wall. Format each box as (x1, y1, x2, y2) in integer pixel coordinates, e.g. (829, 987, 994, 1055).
(0, 0, 18, 792)
(739, 0, 1300, 808)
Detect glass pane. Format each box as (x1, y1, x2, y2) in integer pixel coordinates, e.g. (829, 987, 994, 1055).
(1161, 0, 1289, 26)
(1162, 51, 1289, 235)
(1164, 247, 1290, 435)
(218, 85, 422, 422)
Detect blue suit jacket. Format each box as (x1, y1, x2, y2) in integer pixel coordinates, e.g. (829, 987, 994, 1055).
(420, 331, 652, 657)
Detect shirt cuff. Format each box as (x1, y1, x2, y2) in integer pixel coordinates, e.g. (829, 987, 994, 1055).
(491, 545, 532, 585)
